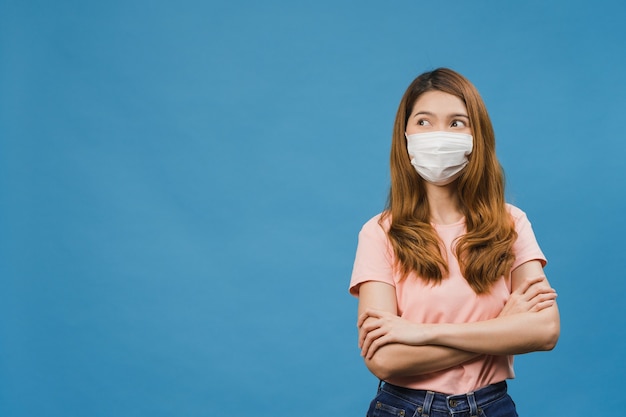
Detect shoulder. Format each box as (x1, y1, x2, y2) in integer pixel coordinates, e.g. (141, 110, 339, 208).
(505, 203, 534, 227)
(359, 211, 391, 234)
(505, 203, 527, 220)
(505, 203, 547, 267)
(355, 212, 394, 250)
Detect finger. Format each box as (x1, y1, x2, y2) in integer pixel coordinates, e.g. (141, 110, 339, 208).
(519, 279, 552, 302)
(515, 276, 545, 295)
(359, 316, 383, 334)
(513, 276, 540, 296)
(358, 319, 381, 348)
(358, 315, 390, 347)
(531, 299, 556, 312)
(358, 327, 365, 349)
(532, 288, 557, 299)
(526, 286, 556, 303)
(528, 293, 557, 310)
(357, 309, 384, 328)
(364, 333, 391, 360)
(524, 284, 555, 302)
(361, 327, 386, 357)
(357, 312, 370, 328)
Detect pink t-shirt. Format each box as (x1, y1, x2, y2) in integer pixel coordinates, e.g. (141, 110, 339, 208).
(349, 204, 546, 394)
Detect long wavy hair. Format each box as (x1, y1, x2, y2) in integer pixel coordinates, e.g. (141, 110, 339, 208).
(382, 68, 517, 294)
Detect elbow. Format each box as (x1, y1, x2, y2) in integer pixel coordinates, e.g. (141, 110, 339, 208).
(529, 305, 560, 352)
(538, 316, 560, 351)
(542, 322, 560, 351)
(364, 353, 396, 381)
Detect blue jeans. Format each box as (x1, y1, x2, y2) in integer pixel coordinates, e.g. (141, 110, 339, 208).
(366, 381, 518, 417)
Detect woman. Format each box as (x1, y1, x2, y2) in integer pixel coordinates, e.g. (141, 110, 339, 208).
(349, 68, 560, 417)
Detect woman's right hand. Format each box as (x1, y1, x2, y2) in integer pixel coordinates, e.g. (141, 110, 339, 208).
(499, 276, 557, 317)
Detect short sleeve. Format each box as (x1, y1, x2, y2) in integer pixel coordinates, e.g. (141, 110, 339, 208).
(508, 204, 547, 270)
(349, 214, 396, 297)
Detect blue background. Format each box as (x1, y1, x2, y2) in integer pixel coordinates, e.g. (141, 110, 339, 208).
(2, 1, 625, 416)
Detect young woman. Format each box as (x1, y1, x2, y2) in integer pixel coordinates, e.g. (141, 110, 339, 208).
(349, 68, 560, 417)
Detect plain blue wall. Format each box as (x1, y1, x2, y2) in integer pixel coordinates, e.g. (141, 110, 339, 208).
(2, 1, 625, 416)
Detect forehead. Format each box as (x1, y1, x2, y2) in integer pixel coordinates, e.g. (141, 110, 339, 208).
(410, 90, 467, 115)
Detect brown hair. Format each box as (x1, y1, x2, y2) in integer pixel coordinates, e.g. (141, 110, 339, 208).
(382, 68, 517, 294)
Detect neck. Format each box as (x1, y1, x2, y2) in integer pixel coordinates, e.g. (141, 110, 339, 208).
(424, 182, 463, 225)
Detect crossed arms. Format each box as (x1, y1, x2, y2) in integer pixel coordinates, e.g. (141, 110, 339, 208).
(356, 260, 560, 380)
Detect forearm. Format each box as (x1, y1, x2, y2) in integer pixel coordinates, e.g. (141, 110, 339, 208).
(364, 342, 480, 380)
(427, 305, 560, 355)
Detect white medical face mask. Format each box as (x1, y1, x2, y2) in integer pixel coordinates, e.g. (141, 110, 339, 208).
(405, 131, 473, 186)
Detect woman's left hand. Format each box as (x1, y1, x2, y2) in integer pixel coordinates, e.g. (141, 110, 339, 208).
(357, 309, 430, 359)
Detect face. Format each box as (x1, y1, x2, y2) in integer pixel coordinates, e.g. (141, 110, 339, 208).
(405, 90, 471, 136)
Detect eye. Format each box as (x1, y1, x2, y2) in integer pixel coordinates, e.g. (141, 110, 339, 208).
(451, 120, 467, 128)
(417, 119, 431, 126)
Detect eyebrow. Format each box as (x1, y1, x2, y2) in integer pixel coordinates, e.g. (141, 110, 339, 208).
(412, 111, 470, 119)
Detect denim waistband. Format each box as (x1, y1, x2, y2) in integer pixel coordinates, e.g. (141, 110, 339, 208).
(380, 381, 508, 415)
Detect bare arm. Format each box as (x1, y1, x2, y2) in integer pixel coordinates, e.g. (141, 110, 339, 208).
(424, 261, 560, 354)
(357, 281, 479, 380)
(359, 261, 560, 360)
